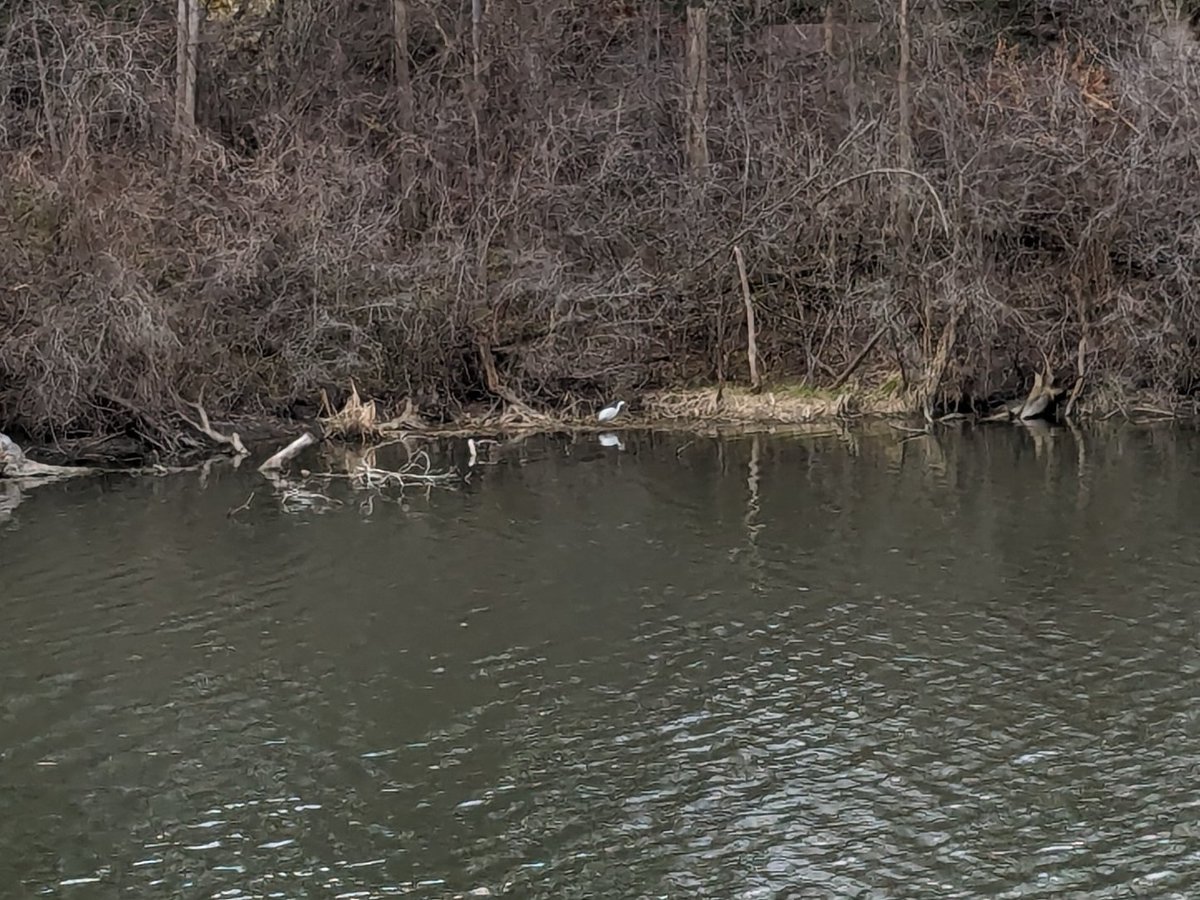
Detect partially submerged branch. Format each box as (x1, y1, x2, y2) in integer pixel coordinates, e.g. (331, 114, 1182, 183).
(1, 431, 97, 480)
(257, 429, 460, 515)
(258, 431, 319, 473)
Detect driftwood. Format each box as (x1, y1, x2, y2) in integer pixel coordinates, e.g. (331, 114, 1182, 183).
(1, 431, 98, 480)
(258, 431, 318, 472)
(255, 424, 461, 515)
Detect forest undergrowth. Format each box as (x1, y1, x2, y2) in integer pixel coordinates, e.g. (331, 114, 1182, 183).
(4, 0, 1200, 450)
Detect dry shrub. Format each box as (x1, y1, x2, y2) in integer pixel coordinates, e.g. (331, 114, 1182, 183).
(319, 383, 379, 441)
(4, 0, 1200, 442)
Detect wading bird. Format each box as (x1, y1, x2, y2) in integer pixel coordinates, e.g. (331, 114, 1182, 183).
(597, 400, 626, 423)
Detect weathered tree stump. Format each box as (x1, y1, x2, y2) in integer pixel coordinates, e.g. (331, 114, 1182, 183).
(1019, 371, 1066, 421)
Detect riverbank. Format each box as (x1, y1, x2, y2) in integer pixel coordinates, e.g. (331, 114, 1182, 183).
(5, 374, 1192, 476)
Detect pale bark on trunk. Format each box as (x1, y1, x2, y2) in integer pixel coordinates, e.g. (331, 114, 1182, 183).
(173, 0, 200, 162)
(392, 0, 413, 129)
(845, 1, 860, 126)
(685, 5, 710, 177)
(469, 0, 485, 170)
(734, 246, 761, 393)
(392, 0, 416, 224)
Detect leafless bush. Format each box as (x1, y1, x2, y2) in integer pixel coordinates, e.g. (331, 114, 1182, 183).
(4, 0, 1200, 442)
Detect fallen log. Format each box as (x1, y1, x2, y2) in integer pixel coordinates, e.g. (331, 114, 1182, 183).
(0, 431, 206, 482)
(1, 431, 97, 480)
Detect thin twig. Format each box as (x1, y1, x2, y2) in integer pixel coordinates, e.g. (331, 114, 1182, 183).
(226, 491, 254, 517)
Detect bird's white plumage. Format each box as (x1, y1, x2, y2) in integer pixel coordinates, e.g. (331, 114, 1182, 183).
(597, 400, 626, 422)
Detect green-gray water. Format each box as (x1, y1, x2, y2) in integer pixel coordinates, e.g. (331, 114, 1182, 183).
(4, 426, 1200, 898)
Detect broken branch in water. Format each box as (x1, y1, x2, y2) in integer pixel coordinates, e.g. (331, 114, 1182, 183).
(888, 421, 930, 436)
(333, 448, 460, 489)
(278, 484, 343, 513)
(258, 431, 318, 472)
(226, 491, 254, 518)
(254, 430, 459, 514)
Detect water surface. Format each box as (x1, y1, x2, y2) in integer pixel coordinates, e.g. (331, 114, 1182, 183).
(4, 425, 1200, 898)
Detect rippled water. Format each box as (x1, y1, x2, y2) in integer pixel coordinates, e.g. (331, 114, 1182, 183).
(5, 425, 1200, 898)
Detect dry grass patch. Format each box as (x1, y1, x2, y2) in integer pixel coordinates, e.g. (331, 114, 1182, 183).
(319, 384, 380, 441)
(644, 383, 914, 424)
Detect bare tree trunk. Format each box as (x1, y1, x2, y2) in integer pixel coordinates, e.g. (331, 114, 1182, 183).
(30, 15, 61, 164)
(392, 0, 412, 128)
(845, 0, 860, 127)
(392, 0, 416, 225)
(469, 0, 485, 169)
(517, 0, 543, 110)
(173, 0, 200, 164)
(734, 246, 762, 392)
(472, 0, 483, 75)
(895, 0, 913, 248)
(896, 0, 925, 407)
(685, 5, 710, 178)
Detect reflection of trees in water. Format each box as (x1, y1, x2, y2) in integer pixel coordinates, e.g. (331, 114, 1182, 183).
(7, 427, 1200, 896)
(743, 433, 763, 590)
(0, 481, 21, 525)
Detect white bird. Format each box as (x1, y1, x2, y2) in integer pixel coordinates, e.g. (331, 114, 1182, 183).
(597, 400, 626, 423)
